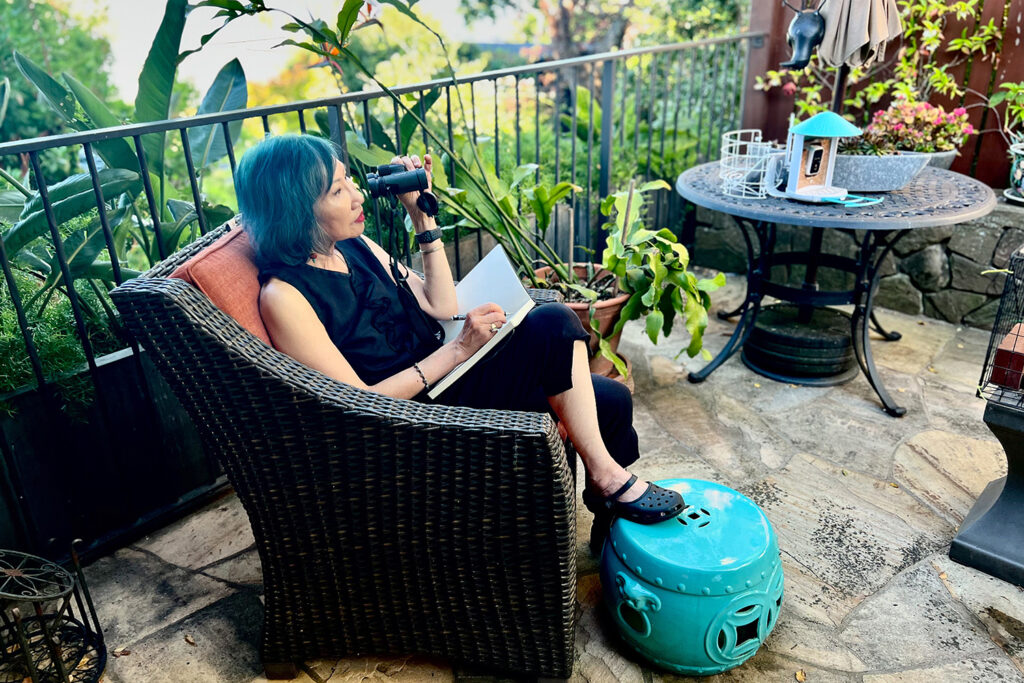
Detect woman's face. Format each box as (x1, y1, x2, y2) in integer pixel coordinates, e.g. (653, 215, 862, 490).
(314, 159, 366, 242)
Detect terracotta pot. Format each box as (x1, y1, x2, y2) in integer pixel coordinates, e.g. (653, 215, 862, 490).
(532, 264, 630, 376)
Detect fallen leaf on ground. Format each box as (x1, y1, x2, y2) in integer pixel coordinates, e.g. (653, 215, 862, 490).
(841, 469, 848, 476)
(957, 344, 965, 349)
(753, 383, 761, 388)
(796, 670, 807, 682)
(184, 634, 196, 647)
(112, 648, 131, 657)
(927, 366, 937, 373)
(917, 321, 926, 326)
(889, 482, 899, 488)
(939, 571, 947, 580)
(897, 387, 906, 393)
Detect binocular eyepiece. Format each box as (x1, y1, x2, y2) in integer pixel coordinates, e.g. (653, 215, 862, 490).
(365, 163, 429, 199)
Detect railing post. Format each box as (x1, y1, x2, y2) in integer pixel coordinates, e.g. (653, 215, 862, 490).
(598, 59, 615, 201)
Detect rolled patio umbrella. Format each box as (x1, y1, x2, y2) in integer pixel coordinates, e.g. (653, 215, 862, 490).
(815, 0, 903, 111)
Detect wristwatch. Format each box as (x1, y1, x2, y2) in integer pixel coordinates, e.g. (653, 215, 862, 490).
(415, 227, 443, 244)
(415, 190, 439, 217)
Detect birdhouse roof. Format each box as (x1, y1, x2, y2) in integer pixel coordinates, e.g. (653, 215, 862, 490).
(790, 112, 862, 138)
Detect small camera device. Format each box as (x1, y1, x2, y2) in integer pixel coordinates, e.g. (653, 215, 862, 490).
(805, 145, 824, 176)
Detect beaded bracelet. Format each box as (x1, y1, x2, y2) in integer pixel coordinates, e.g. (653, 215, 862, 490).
(412, 362, 430, 391)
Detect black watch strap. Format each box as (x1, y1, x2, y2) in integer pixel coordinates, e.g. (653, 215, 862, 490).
(415, 227, 443, 244)
(416, 190, 439, 217)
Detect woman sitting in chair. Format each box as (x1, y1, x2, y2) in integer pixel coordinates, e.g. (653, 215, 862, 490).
(236, 134, 684, 543)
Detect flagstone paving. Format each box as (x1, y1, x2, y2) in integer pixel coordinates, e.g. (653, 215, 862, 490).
(89, 275, 1024, 682)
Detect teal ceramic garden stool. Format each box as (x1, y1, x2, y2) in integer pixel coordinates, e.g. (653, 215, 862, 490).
(600, 478, 783, 676)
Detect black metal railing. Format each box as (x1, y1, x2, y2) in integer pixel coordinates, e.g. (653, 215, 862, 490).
(0, 33, 761, 554)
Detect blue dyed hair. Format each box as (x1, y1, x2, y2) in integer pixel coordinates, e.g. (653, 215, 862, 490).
(236, 134, 340, 267)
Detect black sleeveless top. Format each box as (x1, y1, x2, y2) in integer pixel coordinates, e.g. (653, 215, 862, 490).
(259, 237, 444, 385)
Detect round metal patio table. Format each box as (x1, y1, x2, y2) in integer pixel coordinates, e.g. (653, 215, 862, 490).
(676, 163, 996, 417)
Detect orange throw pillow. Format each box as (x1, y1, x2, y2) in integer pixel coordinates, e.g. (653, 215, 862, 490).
(169, 225, 271, 345)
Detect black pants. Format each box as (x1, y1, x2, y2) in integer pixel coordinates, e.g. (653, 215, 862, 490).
(438, 303, 640, 468)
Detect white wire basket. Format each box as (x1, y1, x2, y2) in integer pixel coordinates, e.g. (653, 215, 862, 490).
(720, 129, 775, 199)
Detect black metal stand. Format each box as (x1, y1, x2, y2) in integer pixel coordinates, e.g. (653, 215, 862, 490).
(688, 218, 909, 416)
(0, 545, 105, 683)
(949, 403, 1024, 587)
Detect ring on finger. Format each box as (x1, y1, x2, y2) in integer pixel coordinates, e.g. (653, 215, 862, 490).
(489, 322, 499, 334)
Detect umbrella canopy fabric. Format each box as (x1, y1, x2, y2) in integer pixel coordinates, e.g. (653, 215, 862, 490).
(818, 0, 902, 69)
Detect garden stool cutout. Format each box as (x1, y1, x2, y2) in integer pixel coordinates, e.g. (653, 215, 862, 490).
(600, 478, 783, 676)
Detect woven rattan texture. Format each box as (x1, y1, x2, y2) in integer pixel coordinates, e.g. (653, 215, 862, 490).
(111, 225, 578, 677)
(677, 163, 997, 230)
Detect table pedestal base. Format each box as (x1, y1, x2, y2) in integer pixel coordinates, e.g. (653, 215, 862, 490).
(686, 218, 909, 417)
(742, 304, 857, 382)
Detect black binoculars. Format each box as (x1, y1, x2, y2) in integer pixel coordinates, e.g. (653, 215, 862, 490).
(365, 164, 429, 199)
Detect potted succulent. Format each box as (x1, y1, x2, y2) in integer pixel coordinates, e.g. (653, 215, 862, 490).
(831, 98, 974, 192)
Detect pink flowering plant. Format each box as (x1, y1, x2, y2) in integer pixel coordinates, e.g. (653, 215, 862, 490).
(841, 98, 974, 155)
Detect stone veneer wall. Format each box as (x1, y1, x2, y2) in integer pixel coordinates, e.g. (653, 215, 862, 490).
(692, 200, 1024, 330)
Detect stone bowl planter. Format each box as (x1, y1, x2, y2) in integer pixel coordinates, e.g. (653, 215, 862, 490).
(832, 153, 929, 193)
(904, 149, 958, 170)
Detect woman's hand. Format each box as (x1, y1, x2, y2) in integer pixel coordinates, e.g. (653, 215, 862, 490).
(452, 303, 506, 362)
(392, 153, 434, 231)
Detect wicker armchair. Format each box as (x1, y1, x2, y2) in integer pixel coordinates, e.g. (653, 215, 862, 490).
(110, 226, 578, 679)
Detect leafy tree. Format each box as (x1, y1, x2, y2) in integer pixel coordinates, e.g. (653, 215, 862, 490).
(0, 0, 123, 181)
(459, 0, 746, 60)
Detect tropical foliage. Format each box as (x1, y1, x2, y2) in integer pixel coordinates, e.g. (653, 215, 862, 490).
(194, 0, 720, 370)
(0, 1, 120, 181)
(0, 0, 248, 398)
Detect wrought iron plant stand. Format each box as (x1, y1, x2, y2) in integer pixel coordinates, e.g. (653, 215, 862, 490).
(0, 545, 105, 683)
(949, 248, 1024, 587)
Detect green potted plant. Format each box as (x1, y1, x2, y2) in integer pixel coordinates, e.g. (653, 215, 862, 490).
(535, 180, 725, 378)
(988, 82, 1024, 200)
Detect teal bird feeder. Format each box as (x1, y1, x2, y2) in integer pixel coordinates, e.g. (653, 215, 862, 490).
(600, 479, 783, 676)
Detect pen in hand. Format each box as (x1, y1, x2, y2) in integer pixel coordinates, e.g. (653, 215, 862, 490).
(449, 312, 507, 321)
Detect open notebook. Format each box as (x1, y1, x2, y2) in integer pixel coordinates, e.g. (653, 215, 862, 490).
(428, 245, 535, 398)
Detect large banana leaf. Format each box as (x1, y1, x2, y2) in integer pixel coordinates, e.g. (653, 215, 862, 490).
(188, 59, 247, 171)
(0, 191, 24, 223)
(398, 88, 441, 154)
(345, 132, 398, 168)
(13, 51, 76, 121)
(28, 205, 132, 307)
(3, 169, 138, 257)
(63, 74, 142, 175)
(134, 0, 189, 180)
(153, 199, 234, 260)
(14, 52, 140, 176)
(0, 77, 9, 128)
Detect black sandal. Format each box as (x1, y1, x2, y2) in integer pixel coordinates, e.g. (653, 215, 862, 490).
(583, 474, 685, 525)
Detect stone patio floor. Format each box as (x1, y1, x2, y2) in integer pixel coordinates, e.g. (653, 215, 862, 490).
(86, 275, 1024, 682)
